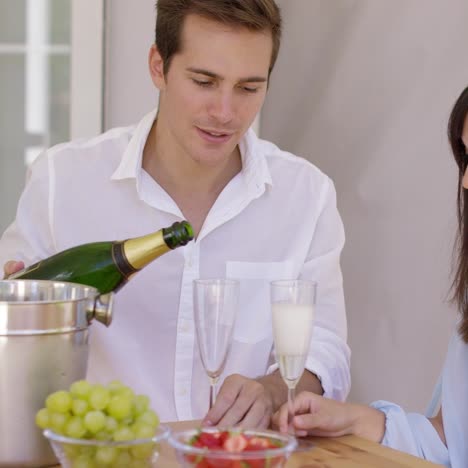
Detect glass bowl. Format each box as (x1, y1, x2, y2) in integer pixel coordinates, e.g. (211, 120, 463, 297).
(43, 424, 169, 467)
(168, 426, 297, 468)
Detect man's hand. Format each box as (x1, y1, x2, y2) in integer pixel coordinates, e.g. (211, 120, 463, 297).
(3, 261, 24, 279)
(202, 374, 274, 429)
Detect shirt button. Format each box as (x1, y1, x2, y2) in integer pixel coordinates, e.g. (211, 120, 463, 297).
(178, 388, 187, 396)
(185, 257, 193, 268)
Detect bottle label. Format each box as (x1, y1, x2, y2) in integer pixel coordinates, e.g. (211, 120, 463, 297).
(111, 242, 139, 279)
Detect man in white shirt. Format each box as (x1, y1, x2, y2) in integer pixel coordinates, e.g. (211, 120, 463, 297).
(1, 0, 350, 425)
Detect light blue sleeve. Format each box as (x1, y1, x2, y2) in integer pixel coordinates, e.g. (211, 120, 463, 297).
(370, 400, 449, 467)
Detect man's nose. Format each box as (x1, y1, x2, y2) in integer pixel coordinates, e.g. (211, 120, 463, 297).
(208, 90, 235, 124)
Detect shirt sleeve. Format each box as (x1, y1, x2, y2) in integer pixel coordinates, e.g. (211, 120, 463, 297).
(370, 400, 449, 466)
(0, 152, 56, 268)
(301, 176, 351, 401)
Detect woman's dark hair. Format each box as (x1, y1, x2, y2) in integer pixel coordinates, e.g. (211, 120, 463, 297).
(448, 86, 468, 343)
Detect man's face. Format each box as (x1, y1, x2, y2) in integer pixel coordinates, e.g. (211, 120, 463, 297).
(150, 14, 272, 167)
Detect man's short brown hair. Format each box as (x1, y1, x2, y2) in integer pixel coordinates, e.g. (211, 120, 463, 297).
(155, 0, 282, 76)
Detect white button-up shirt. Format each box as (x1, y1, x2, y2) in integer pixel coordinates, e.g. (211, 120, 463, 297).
(0, 110, 350, 422)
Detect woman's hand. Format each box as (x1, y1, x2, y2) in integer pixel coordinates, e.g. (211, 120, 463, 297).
(272, 391, 386, 442)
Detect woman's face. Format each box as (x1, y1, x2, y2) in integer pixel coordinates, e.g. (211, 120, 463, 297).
(462, 114, 468, 189)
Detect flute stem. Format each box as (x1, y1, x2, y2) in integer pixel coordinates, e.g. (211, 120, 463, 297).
(287, 386, 296, 429)
(209, 377, 218, 410)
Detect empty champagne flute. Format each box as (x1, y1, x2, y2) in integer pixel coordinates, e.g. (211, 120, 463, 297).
(193, 278, 239, 410)
(270, 279, 317, 427)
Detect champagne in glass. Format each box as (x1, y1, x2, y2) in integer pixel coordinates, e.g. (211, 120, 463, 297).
(193, 279, 239, 409)
(271, 280, 316, 425)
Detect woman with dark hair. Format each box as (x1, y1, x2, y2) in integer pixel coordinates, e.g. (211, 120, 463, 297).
(273, 86, 468, 467)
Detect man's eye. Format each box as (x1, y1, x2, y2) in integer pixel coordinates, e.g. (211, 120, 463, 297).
(240, 86, 259, 93)
(192, 79, 212, 87)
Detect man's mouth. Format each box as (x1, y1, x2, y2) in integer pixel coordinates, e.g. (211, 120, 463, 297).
(196, 127, 234, 143)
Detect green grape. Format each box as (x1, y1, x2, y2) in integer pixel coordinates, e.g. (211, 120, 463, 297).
(129, 459, 149, 468)
(115, 385, 135, 401)
(114, 449, 132, 467)
(107, 395, 132, 420)
(70, 380, 92, 399)
(35, 408, 50, 429)
(71, 454, 96, 468)
(130, 442, 154, 460)
(65, 416, 87, 439)
(136, 410, 159, 429)
(94, 446, 118, 465)
(113, 427, 135, 442)
(132, 423, 154, 439)
(71, 399, 89, 416)
(133, 395, 150, 416)
(107, 380, 125, 393)
(94, 430, 111, 441)
(46, 390, 72, 413)
(39, 376, 160, 464)
(105, 416, 118, 433)
(63, 443, 81, 459)
(49, 411, 70, 434)
(89, 385, 111, 410)
(78, 446, 96, 457)
(120, 416, 134, 427)
(84, 410, 106, 434)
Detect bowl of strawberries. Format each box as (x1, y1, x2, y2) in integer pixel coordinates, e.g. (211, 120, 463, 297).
(168, 426, 297, 468)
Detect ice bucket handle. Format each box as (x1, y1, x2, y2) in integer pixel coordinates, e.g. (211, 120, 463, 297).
(86, 292, 114, 327)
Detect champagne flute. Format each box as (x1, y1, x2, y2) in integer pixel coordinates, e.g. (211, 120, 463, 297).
(270, 279, 317, 426)
(193, 279, 239, 410)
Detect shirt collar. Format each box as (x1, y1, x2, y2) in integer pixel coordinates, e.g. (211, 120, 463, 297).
(111, 109, 157, 181)
(111, 111, 273, 191)
(239, 128, 273, 193)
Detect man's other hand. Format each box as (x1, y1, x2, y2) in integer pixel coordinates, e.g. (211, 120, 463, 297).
(202, 374, 273, 429)
(3, 261, 24, 279)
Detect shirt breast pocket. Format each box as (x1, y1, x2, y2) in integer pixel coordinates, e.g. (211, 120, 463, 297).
(226, 261, 295, 343)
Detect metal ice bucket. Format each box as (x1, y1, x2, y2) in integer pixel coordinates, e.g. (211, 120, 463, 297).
(0, 280, 114, 467)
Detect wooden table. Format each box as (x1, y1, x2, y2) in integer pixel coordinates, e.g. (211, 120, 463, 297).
(158, 420, 443, 468)
(50, 420, 442, 467)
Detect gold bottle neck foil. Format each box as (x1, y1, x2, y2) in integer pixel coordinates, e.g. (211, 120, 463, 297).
(123, 230, 170, 270)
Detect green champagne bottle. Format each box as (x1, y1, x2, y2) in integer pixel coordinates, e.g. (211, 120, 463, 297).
(10, 221, 194, 294)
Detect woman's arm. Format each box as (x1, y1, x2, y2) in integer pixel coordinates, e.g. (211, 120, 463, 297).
(429, 408, 446, 446)
(350, 403, 386, 442)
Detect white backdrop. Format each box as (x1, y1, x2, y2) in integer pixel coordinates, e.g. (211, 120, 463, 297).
(104, 0, 157, 130)
(105, 0, 468, 412)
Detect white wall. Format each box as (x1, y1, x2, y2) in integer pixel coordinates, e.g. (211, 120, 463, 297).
(104, 0, 157, 130)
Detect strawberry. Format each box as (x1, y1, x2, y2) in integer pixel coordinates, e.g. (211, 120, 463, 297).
(205, 457, 234, 468)
(199, 431, 224, 448)
(195, 460, 212, 468)
(223, 434, 248, 452)
(245, 436, 270, 451)
(218, 430, 231, 445)
(230, 461, 249, 468)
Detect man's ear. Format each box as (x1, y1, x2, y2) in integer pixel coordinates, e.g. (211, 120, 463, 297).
(148, 44, 166, 90)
